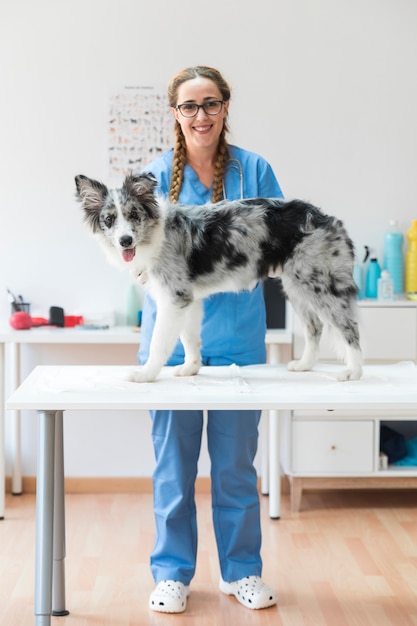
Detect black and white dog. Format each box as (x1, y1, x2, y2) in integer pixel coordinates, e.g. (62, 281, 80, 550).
(75, 172, 362, 383)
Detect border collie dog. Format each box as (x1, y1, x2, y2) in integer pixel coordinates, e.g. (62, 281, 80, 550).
(75, 172, 362, 383)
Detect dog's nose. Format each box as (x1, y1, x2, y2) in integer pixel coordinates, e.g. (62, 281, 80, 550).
(119, 235, 133, 248)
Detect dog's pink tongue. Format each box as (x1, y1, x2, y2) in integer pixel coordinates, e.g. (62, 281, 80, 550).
(122, 248, 136, 262)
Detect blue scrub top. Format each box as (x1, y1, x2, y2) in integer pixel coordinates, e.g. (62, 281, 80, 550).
(138, 145, 283, 367)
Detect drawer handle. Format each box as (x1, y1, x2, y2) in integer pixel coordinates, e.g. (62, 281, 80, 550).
(330, 445, 337, 451)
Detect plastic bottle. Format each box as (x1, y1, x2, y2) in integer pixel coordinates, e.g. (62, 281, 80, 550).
(126, 283, 141, 326)
(406, 220, 417, 300)
(377, 270, 394, 301)
(365, 257, 381, 299)
(384, 220, 403, 294)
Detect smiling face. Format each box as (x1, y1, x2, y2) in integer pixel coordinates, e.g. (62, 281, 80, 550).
(172, 76, 229, 155)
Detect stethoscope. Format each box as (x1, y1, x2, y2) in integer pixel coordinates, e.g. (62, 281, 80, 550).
(222, 157, 244, 200)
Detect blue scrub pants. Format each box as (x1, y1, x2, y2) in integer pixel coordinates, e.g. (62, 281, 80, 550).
(151, 405, 262, 584)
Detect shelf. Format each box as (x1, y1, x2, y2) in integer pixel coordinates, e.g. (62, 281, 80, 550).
(358, 298, 417, 307)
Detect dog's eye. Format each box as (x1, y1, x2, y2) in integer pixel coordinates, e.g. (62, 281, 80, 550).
(104, 215, 115, 228)
(130, 209, 140, 221)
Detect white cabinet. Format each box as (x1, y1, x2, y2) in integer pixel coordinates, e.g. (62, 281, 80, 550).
(359, 305, 417, 361)
(293, 300, 417, 362)
(284, 300, 417, 511)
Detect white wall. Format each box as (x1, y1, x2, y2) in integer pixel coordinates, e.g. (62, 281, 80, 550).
(1, 0, 417, 478)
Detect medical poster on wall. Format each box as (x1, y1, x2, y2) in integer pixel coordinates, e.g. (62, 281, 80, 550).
(107, 85, 174, 184)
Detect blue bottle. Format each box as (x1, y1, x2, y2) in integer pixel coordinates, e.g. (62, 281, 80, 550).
(384, 220, 403, 294)
(365, 257, 381, 299)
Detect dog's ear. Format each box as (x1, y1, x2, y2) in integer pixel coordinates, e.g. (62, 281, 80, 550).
(123, 172, 158, 198)
(75, 175, 109, 232)
(75, 175, 108, 208)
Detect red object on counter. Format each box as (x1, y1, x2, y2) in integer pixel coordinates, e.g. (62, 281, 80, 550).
(31, 317, 49, 327)
(9, 314, 84, 330)
(9, 312, 32, 330)
(64, 315, 84, 327)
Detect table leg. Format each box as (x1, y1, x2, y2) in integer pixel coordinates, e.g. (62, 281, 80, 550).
(8, 342, 22, 495)
(268, 409, 281, 519)
(52, 411, 69, 616)
(0, 342, 4, 519)
(260, 413, 269, 495)
(35, 410, 56, 626)
(266, 345, 282, 519)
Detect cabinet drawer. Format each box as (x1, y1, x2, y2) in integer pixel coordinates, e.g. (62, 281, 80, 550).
(292, 420, 374, 474)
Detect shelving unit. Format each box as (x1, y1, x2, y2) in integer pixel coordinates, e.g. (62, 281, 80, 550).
(284, 299, 417, 511)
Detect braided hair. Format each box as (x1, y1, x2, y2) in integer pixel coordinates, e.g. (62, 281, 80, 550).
(167, 66, 231, 203)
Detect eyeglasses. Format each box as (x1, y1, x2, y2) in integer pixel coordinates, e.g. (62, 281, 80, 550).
(176, 100, 225, 118)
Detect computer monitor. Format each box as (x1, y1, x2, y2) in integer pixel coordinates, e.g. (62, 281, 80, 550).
(262, 278, 287, 329)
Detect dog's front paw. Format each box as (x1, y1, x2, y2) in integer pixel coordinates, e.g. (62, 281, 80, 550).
(287, 359, 313, 373)
(127, 368, 157, 383)
(173, 362, 201, 377)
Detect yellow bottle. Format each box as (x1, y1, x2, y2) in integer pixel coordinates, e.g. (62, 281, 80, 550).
(406, 220, 417, 300)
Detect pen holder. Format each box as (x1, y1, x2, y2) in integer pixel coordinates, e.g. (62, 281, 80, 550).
(11, 302, 31, 314)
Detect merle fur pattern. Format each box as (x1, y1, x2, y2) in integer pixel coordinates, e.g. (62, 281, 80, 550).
(75, 172, 362, 382)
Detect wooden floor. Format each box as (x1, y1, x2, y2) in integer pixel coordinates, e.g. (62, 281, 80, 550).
(1, 489, 417, 626)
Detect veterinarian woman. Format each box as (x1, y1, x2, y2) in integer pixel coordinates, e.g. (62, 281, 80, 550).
(139, 65, 283, 613)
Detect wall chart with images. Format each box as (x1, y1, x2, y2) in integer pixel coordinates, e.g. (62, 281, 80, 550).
(107, 85, 173, 183)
